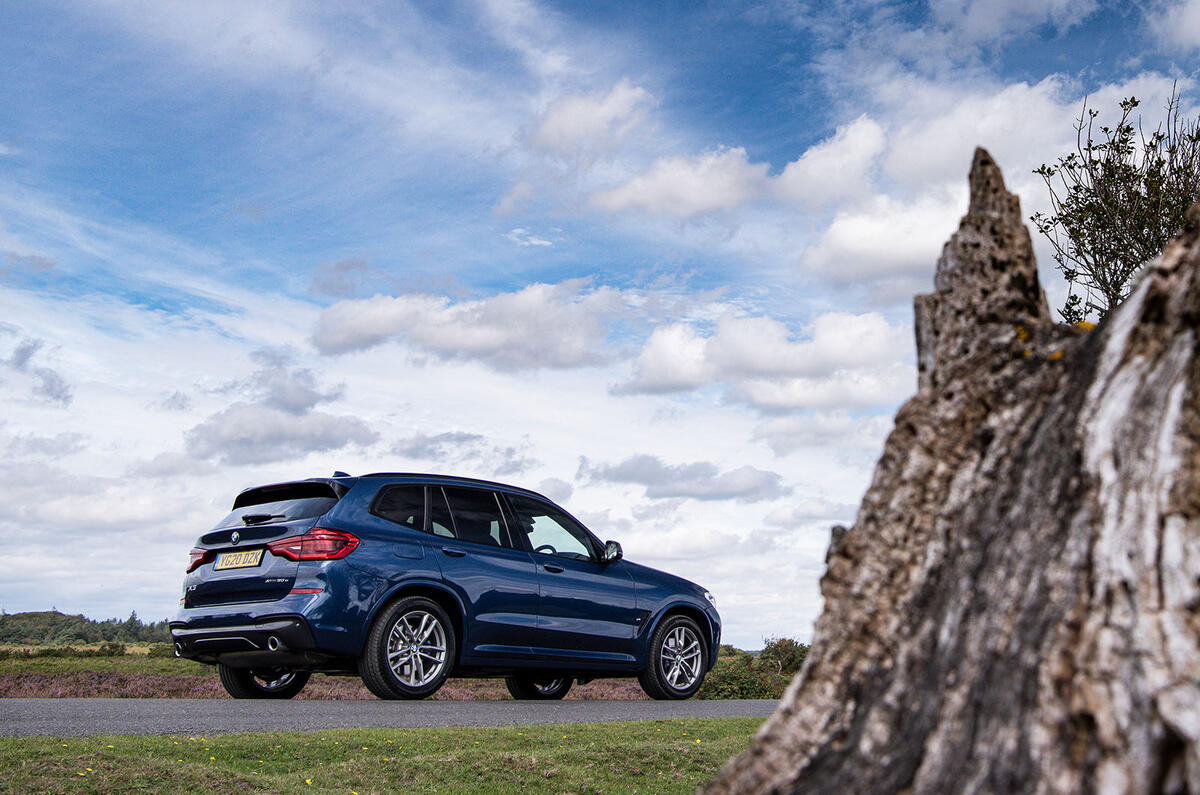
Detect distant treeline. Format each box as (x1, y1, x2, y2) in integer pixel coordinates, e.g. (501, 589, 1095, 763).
(0, 610, 171, 646)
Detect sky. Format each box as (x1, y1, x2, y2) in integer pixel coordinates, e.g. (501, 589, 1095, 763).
(1, 0, 1197, 648)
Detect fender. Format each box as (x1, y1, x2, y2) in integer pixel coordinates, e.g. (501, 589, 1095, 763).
(642, 598, 715, 643)
(359, 576, 468, 655)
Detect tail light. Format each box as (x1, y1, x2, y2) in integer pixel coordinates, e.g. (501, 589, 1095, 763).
(187, 548, 213, 573)
(268, 528, 359, 561)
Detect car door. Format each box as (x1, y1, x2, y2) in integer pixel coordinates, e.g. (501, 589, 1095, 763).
(431, 486, 540, 661)
(504, 494, 640, 663)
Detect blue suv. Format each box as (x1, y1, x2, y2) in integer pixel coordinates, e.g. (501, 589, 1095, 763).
(171, 473, 720, 700)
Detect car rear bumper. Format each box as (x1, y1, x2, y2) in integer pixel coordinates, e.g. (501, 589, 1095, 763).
(169, 613, 339, 668)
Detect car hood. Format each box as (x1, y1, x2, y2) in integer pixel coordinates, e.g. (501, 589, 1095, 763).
(622, 559, 707, 598)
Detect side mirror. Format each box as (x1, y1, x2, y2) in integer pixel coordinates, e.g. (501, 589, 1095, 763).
(603, 540, 623, 563)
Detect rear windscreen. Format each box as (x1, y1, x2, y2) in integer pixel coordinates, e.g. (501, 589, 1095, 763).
(213, 482, 340, 529)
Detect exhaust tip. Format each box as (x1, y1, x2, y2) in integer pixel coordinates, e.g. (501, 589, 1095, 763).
(174, 643, 183, 657)
(267, 636, 281, 651)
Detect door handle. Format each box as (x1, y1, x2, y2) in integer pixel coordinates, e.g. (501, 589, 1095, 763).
(542, 563, 564, 573)
(441, 547, 467, 557)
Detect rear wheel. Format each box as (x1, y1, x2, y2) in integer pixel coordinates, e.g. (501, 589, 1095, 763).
(638, 615, 707, 700)
(505, 675, 573, 700)
(360, 596, 455, 700)
(217, 664, 310, 699)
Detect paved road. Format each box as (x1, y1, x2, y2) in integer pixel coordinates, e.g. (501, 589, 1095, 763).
(0, 699, 777, 737)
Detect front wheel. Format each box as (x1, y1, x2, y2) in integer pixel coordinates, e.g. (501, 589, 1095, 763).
(638, 615, 707, 700)
(217, 664, 310, 699)
(505, 675, 573, 700)
(360, 596, 456, 700)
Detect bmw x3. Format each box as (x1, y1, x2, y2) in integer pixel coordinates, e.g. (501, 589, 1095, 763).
(170, 473, 720, 700)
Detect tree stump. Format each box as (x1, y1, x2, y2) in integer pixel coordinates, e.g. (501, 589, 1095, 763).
(704, 149, 1200, 794)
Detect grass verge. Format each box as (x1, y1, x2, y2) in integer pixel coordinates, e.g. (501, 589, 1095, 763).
(0, 717, 761, 794)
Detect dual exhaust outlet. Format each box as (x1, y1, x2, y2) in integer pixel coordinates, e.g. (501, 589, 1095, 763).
(172, 636, 286, 655)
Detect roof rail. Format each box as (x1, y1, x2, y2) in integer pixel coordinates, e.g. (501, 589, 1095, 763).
(359, 472, 549, 500)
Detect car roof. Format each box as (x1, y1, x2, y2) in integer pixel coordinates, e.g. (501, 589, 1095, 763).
(358, 472, 553, 502)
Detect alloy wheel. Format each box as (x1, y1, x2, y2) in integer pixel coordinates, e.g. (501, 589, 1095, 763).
(252, 669, 299, 692)
(659, 625, 701, 690)
(386, 610, 448, 688)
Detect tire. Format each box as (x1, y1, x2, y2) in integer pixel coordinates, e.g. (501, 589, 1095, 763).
(505, 675, 573, 700)
(360, 596, 456, 700)
(638, 615, 707, 700)
(217, 664, 310, 699)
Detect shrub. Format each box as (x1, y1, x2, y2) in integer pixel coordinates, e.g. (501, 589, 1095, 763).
(146, 643, 175, 658)
(698, 654, 789, 700)
(758, 637, 809, 676)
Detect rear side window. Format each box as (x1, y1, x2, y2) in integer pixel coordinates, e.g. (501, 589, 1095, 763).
(428, 488, 456, 538)
(442, 487, 513, 549)
(215, 482, 340, 530)
(371, 486, 426, 532)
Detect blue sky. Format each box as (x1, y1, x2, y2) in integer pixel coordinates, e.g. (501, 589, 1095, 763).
(1, 0, 1197, 647)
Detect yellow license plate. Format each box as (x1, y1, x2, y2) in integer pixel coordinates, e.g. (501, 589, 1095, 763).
(213, 549, 264, 571)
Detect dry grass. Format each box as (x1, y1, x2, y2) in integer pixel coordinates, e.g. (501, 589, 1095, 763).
(0, 654, 649, 700)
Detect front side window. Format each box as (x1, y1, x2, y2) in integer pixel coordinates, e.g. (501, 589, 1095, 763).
(506, 495, 595, 562)
(371, 485, 425, 531)
(442, 487, 513, 548)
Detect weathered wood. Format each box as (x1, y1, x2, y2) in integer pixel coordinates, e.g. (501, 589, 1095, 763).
(705, 149, 1200, 794)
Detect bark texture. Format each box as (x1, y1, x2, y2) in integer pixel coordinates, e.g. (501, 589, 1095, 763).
(705, 149, 1200, 794)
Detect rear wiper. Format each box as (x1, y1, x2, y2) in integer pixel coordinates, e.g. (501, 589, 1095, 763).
(241, 513, 286, 525)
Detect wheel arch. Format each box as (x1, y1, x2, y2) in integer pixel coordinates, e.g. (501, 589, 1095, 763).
(362, 580, 467, 663)
(645, 602, 714, 661)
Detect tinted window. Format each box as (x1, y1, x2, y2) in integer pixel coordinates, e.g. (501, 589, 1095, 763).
(428, 488, 456, 538)
(371, 486, 425, 531)
(216, 481, 341, 529)
(214, 497, 336, 530)
(506, 495, 595, 561)
(443, 487, 512, 548)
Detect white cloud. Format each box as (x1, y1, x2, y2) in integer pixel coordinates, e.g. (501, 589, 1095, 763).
(1, 331, 73, 406)
(753, 411, 896, 456)
(613, 323, 713, 393)
(775, 115, 886, 209)
(617, 311, 914, 411)
(706, 312, 909, 378)
(185, 403, 378, 466)
(764, 497, 859, 527)
(799, 191, 964, 293)
(312, 280, 628, 370)
(590, 147, 769, 218)
(504, 227, 553, 247)
(4, 430, 87, 459)
(1146, 0, 1200, 52)
(929, 0, 1097, 42)
(494, 181, 536, 216)
(530, 78, 653, 159)
(392, 431, 537, 476)
(0, 142, 16, 157)
(728, 362, 916, 412)
(578, 454, 790, 502)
